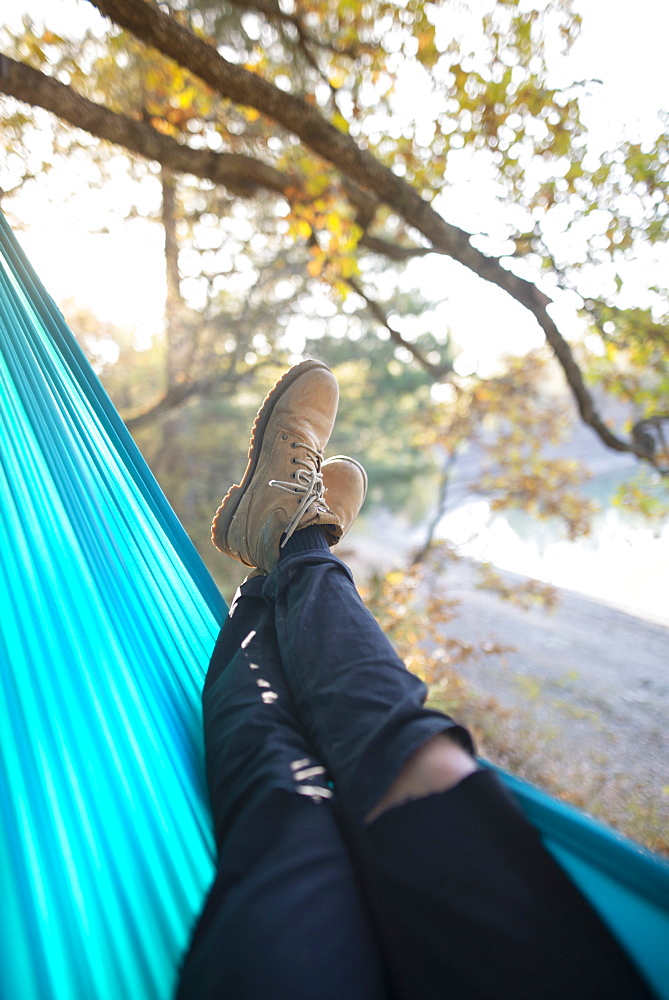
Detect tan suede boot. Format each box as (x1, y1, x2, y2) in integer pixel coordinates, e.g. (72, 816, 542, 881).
(321, 455, 368, 540)
(211, 360, 341, 573)
(238, 456, 367, 582)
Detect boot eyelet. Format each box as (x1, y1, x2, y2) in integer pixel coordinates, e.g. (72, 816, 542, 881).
(281, 432, 289, 441)
(291, 457, 297, 464)
(290, 441, 298, 448)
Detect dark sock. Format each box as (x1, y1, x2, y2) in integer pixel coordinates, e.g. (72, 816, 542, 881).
(280, 525, 330, 559)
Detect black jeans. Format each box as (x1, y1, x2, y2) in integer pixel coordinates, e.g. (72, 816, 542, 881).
(177, 535, 653, 1000)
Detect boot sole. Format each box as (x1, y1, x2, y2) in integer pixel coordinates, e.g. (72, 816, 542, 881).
(211, 359, 332, 557)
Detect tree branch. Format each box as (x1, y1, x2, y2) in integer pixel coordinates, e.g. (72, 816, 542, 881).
(123, 379, 201, 429)
(161, 167, 198, 389)
(84, 0, 653, 464)
(225, 0, 367, 61)
(412, 449, 459, 565)
(123, 357, 277, 429)
(347, 277, 452, 380)
(359, 233, 433, 261)
(0, 53, 292, 197)
(0, 53, 443, 273)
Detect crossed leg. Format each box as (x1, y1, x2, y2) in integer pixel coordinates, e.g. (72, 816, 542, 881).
(176, 577, 388, 1000)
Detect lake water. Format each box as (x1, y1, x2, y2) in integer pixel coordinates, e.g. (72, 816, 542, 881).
(437, 469, 669, 626)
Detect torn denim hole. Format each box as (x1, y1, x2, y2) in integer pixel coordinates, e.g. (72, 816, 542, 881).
(240, 630, 256, 649)
(295, 785, 334, 801)
(293, 766, 326, 782)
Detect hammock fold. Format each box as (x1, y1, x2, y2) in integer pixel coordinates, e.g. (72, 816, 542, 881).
(1, 211, 667, 1000)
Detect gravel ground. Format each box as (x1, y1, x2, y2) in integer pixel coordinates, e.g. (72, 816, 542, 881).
(440, 560, 668, 802)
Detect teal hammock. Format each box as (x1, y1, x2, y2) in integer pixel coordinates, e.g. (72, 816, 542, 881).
(1, 211, 668, 1000)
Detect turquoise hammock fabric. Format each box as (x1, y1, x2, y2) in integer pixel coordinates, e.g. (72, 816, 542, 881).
(0, 211, 224, 999)
(1, 210, 668, 1000)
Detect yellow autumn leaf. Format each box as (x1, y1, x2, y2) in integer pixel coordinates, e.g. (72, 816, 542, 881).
(332, 112, 350, 135)
(325, 212, 343, 237)
(291, 218, 312, 240)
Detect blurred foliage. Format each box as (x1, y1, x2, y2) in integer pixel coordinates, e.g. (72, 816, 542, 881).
(304, 327, 447, 513)
(613, 469, 669, 531)
(419, 351, 599, 541)
(474, 561, 559, 611)
(361, 549, 512, 706)
(580, 299, 669, 490)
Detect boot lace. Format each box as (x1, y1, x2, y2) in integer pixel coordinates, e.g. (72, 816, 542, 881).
(269, 441, 326, 547)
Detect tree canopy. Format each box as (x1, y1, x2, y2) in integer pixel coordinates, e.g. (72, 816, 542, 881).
(1, 0, 668, 567)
